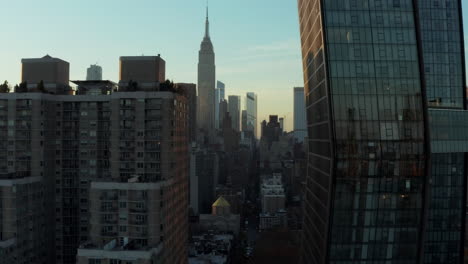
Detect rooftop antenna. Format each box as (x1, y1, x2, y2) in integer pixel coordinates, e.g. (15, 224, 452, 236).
(204, 0, 210, 38)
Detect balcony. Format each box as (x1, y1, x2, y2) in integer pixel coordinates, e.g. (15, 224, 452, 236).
(100, 195, 118, 201)
(100, 219, 118, 225)
(100, 231, 118, 237)
(129, 208, 148, 214)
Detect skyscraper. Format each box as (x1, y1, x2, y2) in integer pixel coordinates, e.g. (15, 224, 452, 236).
(86, 64, 102, 80)
(0, 55, 189, 264)
(246, 92, 258, 137)
(197, 7, 216, 134)
(217, 81, 225, 101)
(215, 81, 225, 129)
(293, 87, 306, 142)
(228, 95, 241, 132)
(297, 0, 467, 263)
(219, 99, 228, 129)
(178, 83, 197, 142)
(241, 110, 248, 132)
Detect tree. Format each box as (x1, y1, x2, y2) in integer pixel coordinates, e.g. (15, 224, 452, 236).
(15, 82, 28, 93)
(126, 80, 138, 91)
(37, 80, 45, 92)
(160, 79, 175, 92)
(0, 81, 9, 93)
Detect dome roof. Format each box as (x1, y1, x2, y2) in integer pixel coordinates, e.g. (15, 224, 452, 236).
(212, 196, 230, 207)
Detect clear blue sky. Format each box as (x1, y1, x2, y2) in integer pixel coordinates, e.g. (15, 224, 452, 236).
(0, 0, 467, 131)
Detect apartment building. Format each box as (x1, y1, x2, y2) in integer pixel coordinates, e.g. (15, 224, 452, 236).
(0, 55, 189, 264)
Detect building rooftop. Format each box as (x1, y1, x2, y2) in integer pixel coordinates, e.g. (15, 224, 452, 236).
(120, 55, 164, 61)
(189, 233, 233, 264)
(212, 196, 230, 207)
(21, 54, 68, 63)
(77, 242, 162, 260)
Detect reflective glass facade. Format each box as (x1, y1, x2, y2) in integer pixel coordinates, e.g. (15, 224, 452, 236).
(417, 0, 465, 108)
(419, 0, 467, 262)
(298, 0, 467, 263)
(246, 92, 258, 136)
(326, 0, 427, 262)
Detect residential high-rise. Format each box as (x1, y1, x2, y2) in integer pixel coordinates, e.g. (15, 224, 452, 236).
(293, 87, 306, 142)
(228, 95, 241, 131)
(260, 115, 282, 149)
(279, 117, 284, 131)
(297, 0, 467, 263)
(197, 7, 216, 134)
(246, 92, 258, 137)
(86, 64, 102, 81)
(0, 55, 189, 264)
(21, 55, 71, 94)
(194, 149, 219, 214)
(119, 55, 166, 91)
(178, 83, 197, 142)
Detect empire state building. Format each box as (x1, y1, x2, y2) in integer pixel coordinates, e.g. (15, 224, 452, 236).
(197, 7, 216, 135)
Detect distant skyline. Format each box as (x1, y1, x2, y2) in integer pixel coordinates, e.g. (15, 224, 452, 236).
(1, 0, 467, 131)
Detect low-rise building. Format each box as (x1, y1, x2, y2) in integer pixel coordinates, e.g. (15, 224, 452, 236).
(260, 174, 285, 214)
(189, 234, 233, 264)
(259, 174, 287, 231)
(259, 210, 287, 231)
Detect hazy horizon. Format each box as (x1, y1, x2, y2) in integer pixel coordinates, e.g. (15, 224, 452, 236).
(1, 0, 467, 132)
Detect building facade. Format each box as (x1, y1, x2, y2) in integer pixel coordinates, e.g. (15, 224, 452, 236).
(86, 64, 102, 81)
(197, 8, 216, 135)
(21, 55, 71, 94)
(178, 83, 197, 142)
(297, 0, 467, 263)
(0, 55, 189, 264)
(219, 99, 228, 130)
(217, 81, 225, 101)
(293, 87, 307, 142)
(215, 81, 225, 130)
(228, 95, 241, 132)
(119, 56, 166, 91)
(246, 92, 258, 137)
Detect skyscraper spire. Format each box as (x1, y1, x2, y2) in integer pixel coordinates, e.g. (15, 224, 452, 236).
(205, 2, 210, 38)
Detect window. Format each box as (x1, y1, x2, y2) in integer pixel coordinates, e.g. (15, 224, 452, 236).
(377, 32, 385, 42)
(386, 129, 393, 137)
(354, 48, 361, 58)
(394, 15, 402, 25)
(352, 31, 360, 42)
(396, 32, 404, 42)
(379, 48, 386, 58)
(376, 16, 384, 25)
(89, 259, 101, 264)
(398, 49, 405, 58)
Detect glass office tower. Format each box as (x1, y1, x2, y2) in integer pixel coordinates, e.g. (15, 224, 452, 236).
(297, 0, 467, 263)
(418, 0, 467, 263)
